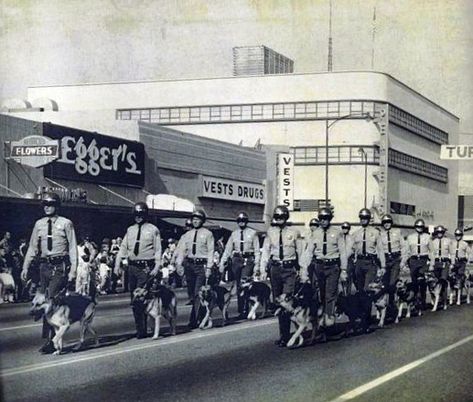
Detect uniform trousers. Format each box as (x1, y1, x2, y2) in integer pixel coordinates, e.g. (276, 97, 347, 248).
(312, 260, 340, 317)
(384, 255, 401, 305)
(408, 257, 428, 308)
(346, 256, 356, 295)
(354, 257, 378, 292)
(269, 260, 297, 342)
(232, 255, 255, 314)
(433, 260, 449, 304)
(128, 262, 152, 337)
(39, 260, 69, 339)
(186, 262, 206, 326)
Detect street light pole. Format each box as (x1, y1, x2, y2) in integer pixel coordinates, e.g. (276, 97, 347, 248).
(324, 112, 374, 207)
(358, 147, 368, 208)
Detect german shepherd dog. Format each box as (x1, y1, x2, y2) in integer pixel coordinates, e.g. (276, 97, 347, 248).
(426, 271, 447, 312)
(448, 270, 464, 306)
(336, 291, 372, 336)
(30, 291, 98, 355)
(276, 282, 322, 348)
(239, 278, 271, 320)
(366, 280, 389, 328)
(198, 272, 232, 329)
(132, 274, 177, 339)
(394, 279, 418, 323)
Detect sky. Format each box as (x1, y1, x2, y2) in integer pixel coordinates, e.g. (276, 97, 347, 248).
(1, 0, 473, 134)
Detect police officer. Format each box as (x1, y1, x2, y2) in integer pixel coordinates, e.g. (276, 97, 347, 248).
(171, 218, 193, 304)
(379, 214, 405, 306)
(449, 228, 471, 295)
(301, 208, 347, 327)
(21, 192, 78, 354)
(175, 210, 215, 329)
(429, 225, 451, 307)
(402, 218, 432, 309)
(220, 212, 261, 318)
(114, 202, 162, 338)
(352, 208, 386, 292)
(340, 222, 354, 295)
(260, 206, 302, 347)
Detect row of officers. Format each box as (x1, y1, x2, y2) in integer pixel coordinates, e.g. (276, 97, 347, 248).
(20, 192, 471, 352)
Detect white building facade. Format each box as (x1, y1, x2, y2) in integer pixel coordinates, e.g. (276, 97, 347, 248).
(20, 71, 459, 229)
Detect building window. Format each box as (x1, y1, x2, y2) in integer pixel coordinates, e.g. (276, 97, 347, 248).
(292, 145, 379, 165)
(390, 201, 416, 216)
(388, 149, 448, 183)
(389, 105, 449, 144)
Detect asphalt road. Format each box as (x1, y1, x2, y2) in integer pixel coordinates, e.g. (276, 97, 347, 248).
(2, 289, 473, 402)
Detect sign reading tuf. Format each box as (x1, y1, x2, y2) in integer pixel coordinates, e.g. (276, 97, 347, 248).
(4, 135, 60, 168)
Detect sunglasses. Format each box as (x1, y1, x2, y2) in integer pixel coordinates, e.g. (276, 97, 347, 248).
(43, 202, 56, 207)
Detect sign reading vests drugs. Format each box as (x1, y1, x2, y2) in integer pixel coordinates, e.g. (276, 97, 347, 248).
(277, 153, 294, 210)
(5, 135, 59, 168)
(201, 176, 265, 204)
(440, 145, 473, 160)
(43, 124, 144, 188)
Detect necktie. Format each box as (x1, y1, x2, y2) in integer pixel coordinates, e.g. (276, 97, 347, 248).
(438, 239, 442, 257)
(417, 234, 421, 255)
(240, 230, 244, 252)
(323, 229, 327, 256)
(279, 229, 284, 260)
(192, 229, 198, 255)
(456, 241, 459, 259)
(362, 229, 366, 255)
(47, 219, 53, 252)
(387, 230, 392, 253)
(133, 224, 142, 256)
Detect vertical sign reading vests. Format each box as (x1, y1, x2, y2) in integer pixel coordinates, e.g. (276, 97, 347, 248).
(277, 153, 294, 210)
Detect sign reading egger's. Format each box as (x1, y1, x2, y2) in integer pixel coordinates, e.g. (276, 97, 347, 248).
(43, 123, 144, 188)
(5, 135, 59, 168)
(201, 176, 265, 204)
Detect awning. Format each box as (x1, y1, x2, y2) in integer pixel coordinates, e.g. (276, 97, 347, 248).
(161, 217, 267, 233)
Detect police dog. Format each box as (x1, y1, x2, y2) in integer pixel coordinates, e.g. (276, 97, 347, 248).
(448, 270, 464, 306)
(132, 275, 177, 339)
(426, 271, 447, 312)
(366, 280, 389, 328)
(336, 291, 372, 336)
(30, 291, 98, 355)
(198, 273, 232, 329)
(276, 283, 322, 348)
(239, 278, 271, 320)
(394, 279, 418, 322)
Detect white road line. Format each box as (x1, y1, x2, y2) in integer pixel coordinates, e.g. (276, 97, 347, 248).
(329, 333, 473, 402)
(0, 319, 276, 378)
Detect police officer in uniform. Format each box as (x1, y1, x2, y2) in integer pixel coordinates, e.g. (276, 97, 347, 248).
(352, 208, 386, 292)
(21, 192, 78, 354)
(340, 222, 354, 295)
(260, 206, 301, 347)
(449, 228, 471, 294)
(220, 212, 261, 318)
(379, 214, 405, 307)
(301, 208, 347, 327)
(175, 210, 215, 329)
(114, 202, 162, 338)
(429, 225, 451, 308)
(172, 218, 194, 305)
(402, 218, 432, 309)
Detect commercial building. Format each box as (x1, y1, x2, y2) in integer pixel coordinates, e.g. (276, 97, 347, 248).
(3, 70, 460, 232)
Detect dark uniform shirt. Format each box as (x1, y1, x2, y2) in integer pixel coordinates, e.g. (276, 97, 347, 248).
(22, 215, 78, 275)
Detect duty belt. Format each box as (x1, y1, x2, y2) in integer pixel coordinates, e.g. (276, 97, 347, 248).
(434, 257, 451, 263)
(187, 257, 207, 265)
(314, 258, 340, 265)
(270, 259, 297, 268)
(129, 259, 155, 268)
(357, 254, 377, 260)
(410, 255, 428, 260)
(233, 252, 255, 258)
(385, 251, 401, 259)
(39, 255, 68, 265)
(455, 258, 468, 263)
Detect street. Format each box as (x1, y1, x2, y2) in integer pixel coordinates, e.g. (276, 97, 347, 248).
(1, 290, 473, 402)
